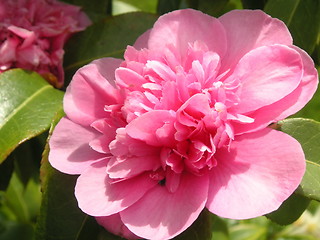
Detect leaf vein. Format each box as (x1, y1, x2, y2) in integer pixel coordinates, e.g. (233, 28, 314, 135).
(0, 84, 52, 130)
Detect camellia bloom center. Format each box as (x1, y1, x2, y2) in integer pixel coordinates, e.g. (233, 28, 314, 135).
(108, 42, 249, 193)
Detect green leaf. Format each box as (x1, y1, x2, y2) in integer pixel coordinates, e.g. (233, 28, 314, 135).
(278, 118, 320, 201)
(174, 209, 213, 240)
(0, 69, 64, 164)
(230, 223, 267, 240)
(7, 133, 46, 187)
(157, 0, 182, 14)
(0, 220, 34, 240)
(114, 0, 157, 14)
(4, 174, 31, 223)
(112, 0, 140, 15)
(264, 0, 320, 54)
(61, 0, 112, 20)
(0, 171, 40, 238)
(63, 12, 158, 83)
(293, 86, 320, 122)
(211, 215, 229, 240)
(266, 193, 310, 225)
(196, 0, 230, 17)
(241, 0, 268, 9)
(314, 44, 320, 66)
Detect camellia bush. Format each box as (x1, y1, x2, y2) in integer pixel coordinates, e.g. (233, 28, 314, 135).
(0, 0, 320, 240)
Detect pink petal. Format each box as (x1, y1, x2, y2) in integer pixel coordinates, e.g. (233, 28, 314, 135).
(8, 26, 36, 48)
(233, 46, 318, 134)
(96, 214, 138, 240)
(89, 135, 112, 153)
(64, 58, 123, 126)
(133, 29, 151, 50)
(115, 67, 147, 90)
(126, 110, 176, 147)
(0, 38, 19, 64)
(206, 128, 305, 219)
(148, 9, 227, 59)
(146, 60, 176, 82)
(107, 155, 161, 179)
(49, 117, 104, 175)
(75, 161, 157, 216)
(120, 173, 209, 240)
(219, 9, 293, 72)
(177, 93, 212, 126)
(273, 46, 319, 120)
(230, 45, 303, 113)
(109, 128, 160, 157)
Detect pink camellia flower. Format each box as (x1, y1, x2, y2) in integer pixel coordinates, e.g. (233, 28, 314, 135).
(49, 9, 318, 240)
(0, 0, 91, 88)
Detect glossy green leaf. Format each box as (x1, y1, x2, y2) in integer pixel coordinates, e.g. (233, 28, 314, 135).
(264, 0, 320, 54)
(174, 209, 213, 240)
(266, 193, 310, 225)
(63, 12, 158, 83)
(278, 118, 320, 201)
(0, 69, 64, 164)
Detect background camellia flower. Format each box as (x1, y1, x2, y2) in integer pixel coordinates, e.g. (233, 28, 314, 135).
(49, 9, 318, 240)
(0, 0, 91, 88)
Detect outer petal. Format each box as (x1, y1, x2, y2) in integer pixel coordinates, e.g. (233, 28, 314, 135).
(272, 46, 319, 120)
(120, 173, 209, 240)
(148, 9, 227, 59)
(230, 45, 303, 113)
(233, 46, 318, 134)
(219, 9, 292, 72)
(75, 161, 158, 216)
(206, 128, 305, 219)
(96, 214, 138, 240)
(49, 117, 104, 174)
(64, 58, 123, 126)
(133, 29, 151, 50)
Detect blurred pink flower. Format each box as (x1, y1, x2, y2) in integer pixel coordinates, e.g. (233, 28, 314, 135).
(49, 9, 318, 240)
(0, 0, 91, 88)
